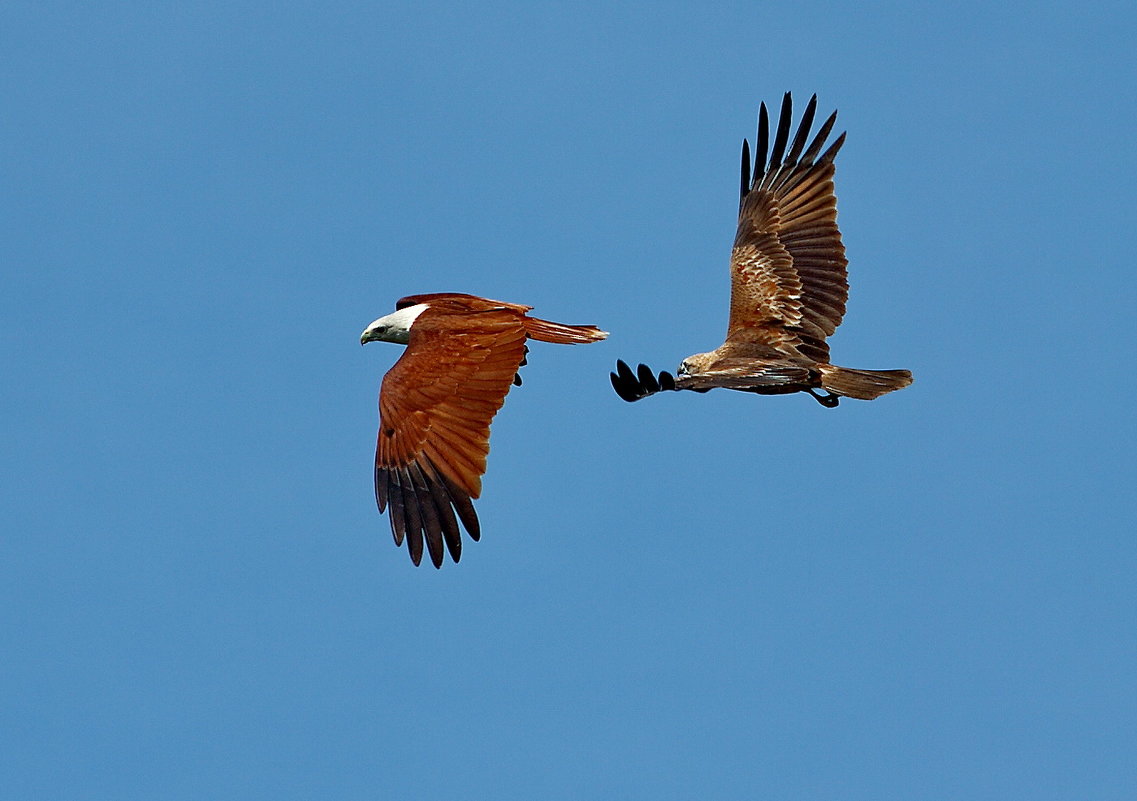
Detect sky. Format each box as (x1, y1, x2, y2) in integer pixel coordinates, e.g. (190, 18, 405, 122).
(3, 1, 1135, 799)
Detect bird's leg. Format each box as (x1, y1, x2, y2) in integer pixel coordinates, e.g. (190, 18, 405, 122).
(807, 388, 840, 408)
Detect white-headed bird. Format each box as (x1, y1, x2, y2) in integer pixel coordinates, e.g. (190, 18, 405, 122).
(362, 293, 607, 567)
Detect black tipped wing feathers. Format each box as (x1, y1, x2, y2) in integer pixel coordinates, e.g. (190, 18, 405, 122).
(375, 459, 479, 568)
(609, 359, 810, 401)
(732, 93, 850, 362)
(374, 307, 525, 567)
(611, 359, 677, 402)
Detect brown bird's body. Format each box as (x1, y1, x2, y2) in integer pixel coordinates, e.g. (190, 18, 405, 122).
(611, 93, 912, 406)
(362, 293, 606, 567)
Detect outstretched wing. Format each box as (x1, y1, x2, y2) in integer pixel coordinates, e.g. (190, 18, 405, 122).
(375, 308, 527, 568)
(728, 93, 848, 363)
(610, 359, 811, 402)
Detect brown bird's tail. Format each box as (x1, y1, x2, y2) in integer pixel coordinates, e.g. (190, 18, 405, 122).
(523, 316, 609, 345)
(819, 365, 913, 400)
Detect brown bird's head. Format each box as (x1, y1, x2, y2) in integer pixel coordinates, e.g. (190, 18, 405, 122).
(677, 350, 719, 376)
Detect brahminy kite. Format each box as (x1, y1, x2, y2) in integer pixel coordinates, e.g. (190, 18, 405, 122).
(611, 93, 912, 406)
(362, 293, 607, 567)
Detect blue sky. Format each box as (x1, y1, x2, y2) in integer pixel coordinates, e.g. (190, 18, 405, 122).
(3, 1, 1134, 798)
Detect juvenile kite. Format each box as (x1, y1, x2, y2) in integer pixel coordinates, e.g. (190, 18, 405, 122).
(610, 93, 912, 407)
(362, 293, 607, 567)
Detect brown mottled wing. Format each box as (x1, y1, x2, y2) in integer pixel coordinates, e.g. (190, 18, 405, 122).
(729, 93, 849, 363)
(727, 184, 804, 347)
(374, 308, 527, 568)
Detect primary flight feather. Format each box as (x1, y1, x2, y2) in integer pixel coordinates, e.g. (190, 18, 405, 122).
(362, 293, 607, 568)
(611, 93, 912, 406)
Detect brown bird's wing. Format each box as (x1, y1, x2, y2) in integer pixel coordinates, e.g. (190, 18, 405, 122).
(727, 185, 804, 347)
(374, 306, 527, 568)
(610, 358, 813, 402)
(673, 361, 812, 392)
(395, 292, 533, 315)
(727, 93, 849, 363)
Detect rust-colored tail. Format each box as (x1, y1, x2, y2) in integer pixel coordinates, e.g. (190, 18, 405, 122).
(523, 316, 608, 345)
(819, 365, 913, 400)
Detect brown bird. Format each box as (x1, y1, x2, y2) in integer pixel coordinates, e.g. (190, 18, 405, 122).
(361, 293, 607, 567)
(611, 93, 912, 407)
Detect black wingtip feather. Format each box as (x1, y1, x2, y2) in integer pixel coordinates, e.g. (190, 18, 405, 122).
(406, 465, 444, 569)
(399, 472, 425, 567)
(818, 130, 846, 165)
(375, 465, 388, 513)
(783, 93, 817, 167)
(436, 469, 480, 543)
(610, 359, 645, 402)
(387, 471, 406, 547)
(422, 466, 461, 559)
(422, 460, 463, 563)
(379, 455, 487, 567)
(610, 371, 635, 402)
(769, 92, 793, 168)
(800, 110, 838, 165)
(636, 363, 660, 394)
(739, 139, 751, 208)
(756, 103, 769, 177)
(609, 359, 679, 402)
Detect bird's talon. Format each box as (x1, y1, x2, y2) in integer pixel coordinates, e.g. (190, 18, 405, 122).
(807, 388, 840, 407)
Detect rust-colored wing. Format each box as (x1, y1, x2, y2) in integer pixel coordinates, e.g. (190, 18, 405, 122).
(374, 305, 528, 568)
(727, 93, 849, 363)
(395, 292, 533, 316)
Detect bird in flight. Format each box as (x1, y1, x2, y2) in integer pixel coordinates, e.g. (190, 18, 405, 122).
(610, 93, 912, 407)
(362, 293, 607, 567)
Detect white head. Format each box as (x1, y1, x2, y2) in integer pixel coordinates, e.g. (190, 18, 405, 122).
(360, 303, 429, 345)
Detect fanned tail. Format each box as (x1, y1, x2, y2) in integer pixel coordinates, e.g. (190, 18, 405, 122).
(523, 316, 608, 345)
(819, 365, 913, 400)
